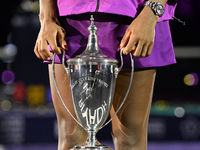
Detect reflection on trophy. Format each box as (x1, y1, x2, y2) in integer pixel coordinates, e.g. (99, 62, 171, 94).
(52, 15, 134, 150)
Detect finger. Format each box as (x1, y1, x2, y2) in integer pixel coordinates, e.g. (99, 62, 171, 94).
(41, 40, 52, 58)
(118, 31, 131, 51)
(42, 39, 53, 59)
(133, 39, 144, 58)
(48, 35, 62, 55)
(140, 43, 148, 58)
(47, 45, 54, 60)
(123, 34, 138, 55)
(47, 51, 54, 61)
(147, 42, 154, 56)
(131, 45, 136, 55)
(34, 42, 42, 60)
(37, 40, 47, 60)
(57, 32, 68, 50)
(38, 40, 52, 60)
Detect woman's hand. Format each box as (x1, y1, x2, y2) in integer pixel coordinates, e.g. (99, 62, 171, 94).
(34, 20, 67, 61)
(119, 6, 159, 58)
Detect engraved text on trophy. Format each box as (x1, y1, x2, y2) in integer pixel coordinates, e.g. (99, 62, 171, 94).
(72, 76, 109, 126)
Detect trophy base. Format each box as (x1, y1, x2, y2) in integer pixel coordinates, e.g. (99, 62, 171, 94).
(70, 142, 113, 150)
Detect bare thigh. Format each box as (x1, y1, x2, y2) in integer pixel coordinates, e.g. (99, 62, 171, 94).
(110, 68, 156, 150)
(48, 64, 87, 150)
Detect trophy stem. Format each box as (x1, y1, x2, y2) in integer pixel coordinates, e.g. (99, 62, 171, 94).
(71, 129, 112, 149)
(86, 129, 99, 146)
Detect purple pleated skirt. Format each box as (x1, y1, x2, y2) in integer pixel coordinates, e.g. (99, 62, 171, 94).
(45, 13, 176, 68)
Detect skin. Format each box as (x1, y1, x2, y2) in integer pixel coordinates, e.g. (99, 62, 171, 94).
(34, 0, 168, 149)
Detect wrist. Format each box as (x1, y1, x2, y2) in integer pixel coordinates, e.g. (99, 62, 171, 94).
(141, 6, 159, 26)
(39, 13, 59, 24)
(39, 0, 59, 23)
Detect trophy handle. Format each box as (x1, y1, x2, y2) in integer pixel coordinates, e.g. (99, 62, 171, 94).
(115, 49, 124, 74)
(61, 51, 69, 75)
(52, 52, 85, 129)
(100, 48, 134, 130)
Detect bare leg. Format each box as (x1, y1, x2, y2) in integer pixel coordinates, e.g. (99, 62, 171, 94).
(48, 64, 88, 150)
(110, 68, 156, 150)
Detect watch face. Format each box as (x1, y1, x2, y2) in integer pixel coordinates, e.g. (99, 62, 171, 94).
(157, 4, 164, 15)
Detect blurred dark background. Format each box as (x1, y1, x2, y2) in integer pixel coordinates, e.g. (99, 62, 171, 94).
(0, 0, 200, 149)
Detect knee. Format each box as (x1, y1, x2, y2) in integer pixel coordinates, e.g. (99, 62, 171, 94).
(112, 128, 140, 148)
(112, 130, 147, 150)
(112, 133, 136, 149)
(112, 122, 148, 149)
(57, 118, 88, 149)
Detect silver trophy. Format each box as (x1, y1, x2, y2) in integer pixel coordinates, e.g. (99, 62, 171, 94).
(52, 15, 134, 150)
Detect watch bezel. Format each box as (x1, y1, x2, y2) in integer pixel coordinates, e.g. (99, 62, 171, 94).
(154, 3, 165, 17)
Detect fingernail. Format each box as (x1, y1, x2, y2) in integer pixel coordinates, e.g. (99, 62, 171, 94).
(46, 57, 52, 61)
(117, 45, 121, 51)
(64, 45, 68, 50)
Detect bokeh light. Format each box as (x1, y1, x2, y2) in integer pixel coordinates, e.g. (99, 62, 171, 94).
(4, 44, 18, 58)
(1, 70, 15, 84)
(0, 43, 18, 63)
(27, 85, 45, 105)
(20, 0, 39, 13)
(0, 144, 5, 150)
(20, 0, 32, 12)
(155, 100, 169, 111)
(184, 73, 199, 86)
(174, 107, 185, 118)
(30, 1, 39, 13)
(4, 83, 15, 95)
(12, 82, 26, 102)
(1, 100, 12, 111)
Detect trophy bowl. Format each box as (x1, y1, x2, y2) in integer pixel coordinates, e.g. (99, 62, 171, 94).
(52, 15, 134, 150)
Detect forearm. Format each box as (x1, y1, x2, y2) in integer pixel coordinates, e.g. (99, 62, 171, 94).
(39, 0, 59, 23)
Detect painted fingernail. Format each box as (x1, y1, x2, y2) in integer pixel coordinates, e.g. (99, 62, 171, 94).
(117, 45, 121, 51)
(64, 45, 68, 50)
(47, 45, 52, 51)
